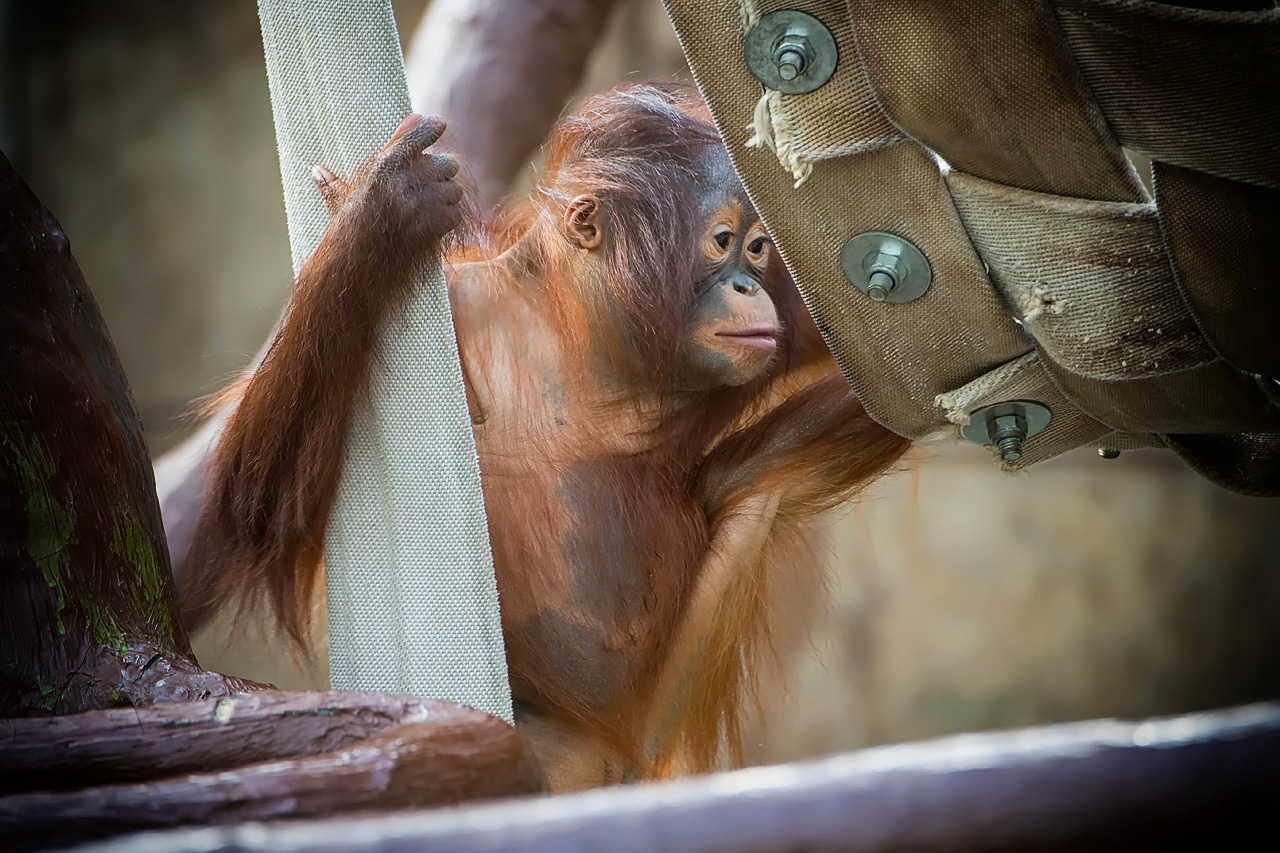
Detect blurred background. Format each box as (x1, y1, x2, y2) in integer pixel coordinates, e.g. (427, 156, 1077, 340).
(3, 0, 1278, 767)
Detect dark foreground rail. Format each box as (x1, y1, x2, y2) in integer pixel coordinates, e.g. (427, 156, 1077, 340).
(69, 702, 1280, 853)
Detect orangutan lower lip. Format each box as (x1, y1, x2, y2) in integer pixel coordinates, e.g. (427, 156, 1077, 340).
(716, 329, 777, 350)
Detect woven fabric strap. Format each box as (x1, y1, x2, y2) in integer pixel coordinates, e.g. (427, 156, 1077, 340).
(257, 0, 512, 723)
(664, 0, 1280, 491)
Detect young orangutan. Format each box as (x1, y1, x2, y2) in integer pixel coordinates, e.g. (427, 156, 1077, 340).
(186, 82, 910, 790)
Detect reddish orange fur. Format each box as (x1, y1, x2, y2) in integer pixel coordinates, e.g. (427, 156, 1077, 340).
(185, 83, 910, 784)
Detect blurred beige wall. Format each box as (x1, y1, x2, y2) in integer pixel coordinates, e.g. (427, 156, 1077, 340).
(747, 442, 1280, 764)
(7, 0, 1278, 766)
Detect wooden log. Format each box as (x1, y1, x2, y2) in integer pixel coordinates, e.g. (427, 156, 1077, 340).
(405, 0, 623, 207)
(0, 690, 465, 795)
(0, 694, 545, 851)
(75, 702, 1280, 853)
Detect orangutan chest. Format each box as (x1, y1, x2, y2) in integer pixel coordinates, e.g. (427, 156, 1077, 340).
(501, 459, 708, 714)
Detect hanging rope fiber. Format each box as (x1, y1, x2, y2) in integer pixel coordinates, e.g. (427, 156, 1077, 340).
(256, 0, 512, 723)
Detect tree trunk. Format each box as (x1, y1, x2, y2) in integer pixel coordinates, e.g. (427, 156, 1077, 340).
(0, 149, 255, 716)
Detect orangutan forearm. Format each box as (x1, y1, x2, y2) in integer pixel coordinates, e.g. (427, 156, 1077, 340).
(642, 492, 782, 765)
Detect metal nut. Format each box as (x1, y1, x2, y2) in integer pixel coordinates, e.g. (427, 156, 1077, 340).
(840, 233, 932, 305)
(990, 412, 1029, 462)
(958, 401, 1053, 463)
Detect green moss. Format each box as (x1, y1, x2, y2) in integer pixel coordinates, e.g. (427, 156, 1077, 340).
(2, 424, 76, 637)
(110, 515, 177, 649)
(3, 421, 179, 657)
(35, 676, 58, 712)
(3, 423, 132, 651)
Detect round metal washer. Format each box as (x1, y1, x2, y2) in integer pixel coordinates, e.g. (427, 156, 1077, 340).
(744, 10, 839, 95)
(840, 231, 933, 304)
(959, 401, 1053, 446)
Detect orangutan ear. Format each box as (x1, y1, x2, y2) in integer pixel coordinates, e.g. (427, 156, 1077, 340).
(565, 195, 604, 250)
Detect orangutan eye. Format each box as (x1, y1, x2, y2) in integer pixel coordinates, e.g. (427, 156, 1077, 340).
(714, 231, 732, 250)
(744, 234, 772, 262)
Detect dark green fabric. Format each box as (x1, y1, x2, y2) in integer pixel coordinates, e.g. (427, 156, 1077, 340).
(1164, 433, 1280, 496)
(1053, 0, 1280, 188)
(1155, 163, 1280, 378)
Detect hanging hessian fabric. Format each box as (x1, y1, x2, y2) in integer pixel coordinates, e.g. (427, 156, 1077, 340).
(662, 0, 1280, 495)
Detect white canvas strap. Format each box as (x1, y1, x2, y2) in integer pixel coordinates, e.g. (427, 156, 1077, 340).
(257, 0, 512, 723)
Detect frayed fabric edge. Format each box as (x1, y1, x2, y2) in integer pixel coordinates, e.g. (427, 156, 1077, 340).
(745, 91, 815, 188)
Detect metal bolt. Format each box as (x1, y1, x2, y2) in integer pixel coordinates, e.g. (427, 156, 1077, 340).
(990, 412, 1028, 462)
(841, 232, 932, 305)
(1098, 448, 1121, 459)
(865, 271, 894, 302)
(774, 38, 811, 82)
(777, 49, 806, 80)
(746, 11, 838, 95)
(864, 252, 903, 302)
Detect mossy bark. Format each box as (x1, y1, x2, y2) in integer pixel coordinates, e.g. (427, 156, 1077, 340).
(0, 149, 253, 715)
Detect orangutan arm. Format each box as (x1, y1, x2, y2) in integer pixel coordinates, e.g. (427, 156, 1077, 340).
(183, 116, 462, 648)
(642, 491, 781, 769)
(699, 374, 911, 523)
(642, 376, 910, 770)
